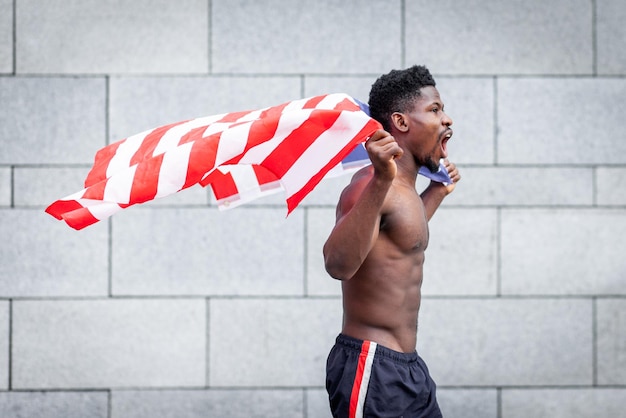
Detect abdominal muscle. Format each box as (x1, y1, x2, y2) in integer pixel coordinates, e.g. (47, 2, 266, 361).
(341, 244, 425, 353)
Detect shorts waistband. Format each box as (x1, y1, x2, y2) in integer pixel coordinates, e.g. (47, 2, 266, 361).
(335, 333, 419, 364)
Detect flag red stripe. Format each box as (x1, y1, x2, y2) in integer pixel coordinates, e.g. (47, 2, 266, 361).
(62, 207, 101, 230)
(128, 153, 165, 204)
(84, 141, 122, 187)
(183, 130, 220, 190)
(334, 97, 361, 112)
(82, 177, 108, 200)
(45, 200, 100, 230)
(253, 164, 279, 187)
(286, 118, 380, 213)
(261, 110, 342, 178)
(46, 94, 379, 229)
(215, 110, 252, 123)
(303, 95, 326, 109)
(45, 199, 85, 220)
(204, 170, 238, 201)
(129, 121, 185, 167)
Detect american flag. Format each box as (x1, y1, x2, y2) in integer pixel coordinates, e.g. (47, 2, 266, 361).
(45, 93, 451, 230)
(45, 94, 381, 230)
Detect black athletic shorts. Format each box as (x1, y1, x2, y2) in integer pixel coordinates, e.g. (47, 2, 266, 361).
(326, 334, 442, 418)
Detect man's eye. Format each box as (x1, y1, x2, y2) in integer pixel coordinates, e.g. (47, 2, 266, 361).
(432, 108, 439, 113)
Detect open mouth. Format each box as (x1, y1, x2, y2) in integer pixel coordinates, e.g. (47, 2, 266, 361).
(441, 129, 453, 158)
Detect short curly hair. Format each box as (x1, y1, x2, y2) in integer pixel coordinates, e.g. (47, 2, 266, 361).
(368, 65, 436, 131)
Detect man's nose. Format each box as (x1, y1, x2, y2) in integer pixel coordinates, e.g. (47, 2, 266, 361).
(443, 112, 453, 127)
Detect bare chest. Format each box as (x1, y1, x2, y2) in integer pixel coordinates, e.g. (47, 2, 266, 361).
(380, 190, 429, 253)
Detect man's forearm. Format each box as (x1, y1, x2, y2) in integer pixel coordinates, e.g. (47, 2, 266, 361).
(420, 183, 449, 221)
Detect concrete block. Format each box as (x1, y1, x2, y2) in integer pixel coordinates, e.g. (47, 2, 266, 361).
(209, 186, 288, 209)
(111, 208, 305, 296)
(435, 77, 495, 165)
(597, 0, 626, 74)
(597, 298, 626, 384)
(109, 76, 301, 141)
(0, 301, 7, 390)
(0, 0, 11, 73)
(0, 209, 108, 297)
(447, 167, 594, 206)
(112, 389, 303, 418)
(212, 0, 401, 74)
(306, 75, 497, 165)
(300, 175, 351, 208)
(306, 208, 342, 296)
(307, 208, 498, 297)
(209, 298, 342, 387)
(12, 299, 205, 389)
(0, 167, 10, 206)
(14, 167, 90, 207)
(437, 389, 498, 418)
(0, 77, 106, 164)
(597, 167, 626, 206)
(501, 209, 626, 295)
(418, 298, 593, 386)
(306, 389, 331, 418)
(304, 76, 377, 103)
(423, 209, 498, 296)
(14, 166, 209, 208)
(502, 388, 626, 418)
(498, 78, 626, 164)
(306, 77, 495, 165)
(16, 0, 208, 74)
(406, 0, 592, 75)
(0, 391, 108, 418)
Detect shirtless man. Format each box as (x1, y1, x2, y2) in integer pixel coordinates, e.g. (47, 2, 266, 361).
(324, 65, 460, 418)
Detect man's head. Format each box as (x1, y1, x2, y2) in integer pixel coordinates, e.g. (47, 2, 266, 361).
(368, 65, 436, 132)
(369, 65, 453, 174)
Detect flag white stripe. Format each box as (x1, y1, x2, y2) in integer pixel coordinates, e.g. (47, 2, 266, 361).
(280, 111, 370, 197)
(76, 199, 123, 221)
(214, 121, 254, 166)
(153, 115, 225, 156)
(103, 164, 137, 204)
(156, 141, 194, 198)
(106, 131, 148, 179)
(238, 109, 314, 164)
(316, 93, 351, 109)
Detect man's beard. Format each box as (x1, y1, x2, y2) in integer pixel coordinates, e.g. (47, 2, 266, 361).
(418, 156, 440, 174)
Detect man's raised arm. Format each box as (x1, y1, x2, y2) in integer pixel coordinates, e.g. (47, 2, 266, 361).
(323, 130, 401, 281)
(420, 159, 461, 221)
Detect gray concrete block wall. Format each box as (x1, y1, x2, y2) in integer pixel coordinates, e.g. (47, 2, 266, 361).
(1, 1, 624, 417)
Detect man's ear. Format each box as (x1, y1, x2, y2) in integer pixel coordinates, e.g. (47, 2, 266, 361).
(391, 112, 409, 132)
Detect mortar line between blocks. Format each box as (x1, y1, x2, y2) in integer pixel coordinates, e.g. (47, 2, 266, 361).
(108, 219, 113, 297)
(303, 208, 308, 296)
(592, 166, 598, 206)
(592, 296, 598, 386)
(591, 0, 598, 76)
(400, 0, 406, 68)
(492, 76, 499, 165)
(303, 388, 308, 418)
(206, 297, 211, 389)
(496, 207, 502, 297)
(107, 389, 112, 418)
(12, 0, 16, 75)
(8, 299, 12, 390)
(10, 166, 15, 208)
(207, 0, 212, 74)
(105, 75, 110, 145)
